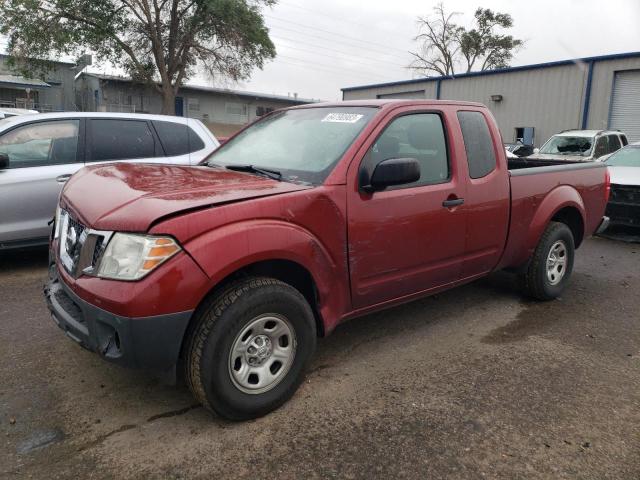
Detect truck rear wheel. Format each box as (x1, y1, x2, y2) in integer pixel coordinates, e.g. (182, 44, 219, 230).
(185, 277, 316, 420)
(521, 221, 575, 301)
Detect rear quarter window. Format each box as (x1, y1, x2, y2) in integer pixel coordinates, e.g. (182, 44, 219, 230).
(621, 134, 629, 146)
(457, 111, 497, 179)
(607, 134, 622, 152)
(153, 121, 206, 156)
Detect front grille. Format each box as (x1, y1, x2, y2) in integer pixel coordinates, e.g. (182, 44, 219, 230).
(59, 212, 86, 275)
(58, 210, 110, 277)
(607, 184, 640, 227)
(610, 185, 640, 204)
(92, 237, 106, 267)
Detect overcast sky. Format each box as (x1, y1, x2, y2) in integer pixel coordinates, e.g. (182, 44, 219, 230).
(230, 0, 640, 101)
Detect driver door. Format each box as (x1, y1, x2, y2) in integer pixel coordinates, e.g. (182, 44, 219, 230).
(346, 109, 467, 309)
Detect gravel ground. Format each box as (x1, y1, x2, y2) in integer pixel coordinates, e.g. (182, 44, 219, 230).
(1, 236, 639, 479)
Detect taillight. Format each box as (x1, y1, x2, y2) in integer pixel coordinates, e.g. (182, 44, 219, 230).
(604, 167, 611, 203)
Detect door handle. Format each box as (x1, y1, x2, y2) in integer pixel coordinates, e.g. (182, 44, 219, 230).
(442, 198, 464, 208)
(56, 174, 72, 183)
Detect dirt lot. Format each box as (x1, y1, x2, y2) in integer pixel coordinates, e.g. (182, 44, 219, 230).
(1, 236, 639, 479)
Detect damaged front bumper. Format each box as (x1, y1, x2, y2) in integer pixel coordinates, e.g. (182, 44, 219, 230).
(44, 264, 193, 371)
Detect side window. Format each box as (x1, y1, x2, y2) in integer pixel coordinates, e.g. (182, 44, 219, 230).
(607, 134, 621, 153)
(621, 134, 629, 146)
(152, 121, 206, 156)
(457, 111, 497, 179)
(593, 137, 608, 158)
(89, 119, 155, 161)
(363, 113, 449, 188)
(0, 120, 79, 168)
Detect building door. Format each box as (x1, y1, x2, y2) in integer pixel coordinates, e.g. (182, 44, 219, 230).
(175, 96, 184, 116)
(609, 70, 640, 142)
(515, 127, 535, 146)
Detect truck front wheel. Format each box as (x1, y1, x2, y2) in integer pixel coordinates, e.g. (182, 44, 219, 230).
(185, 277, 317, 420)
(521, 221, 575, 301)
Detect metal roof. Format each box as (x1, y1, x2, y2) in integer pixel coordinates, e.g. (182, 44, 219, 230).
(80, 72, 318, 104)
(342, 51, 640, 92)
(0, 74, 50, 89)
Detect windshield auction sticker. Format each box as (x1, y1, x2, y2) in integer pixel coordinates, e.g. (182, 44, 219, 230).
(322, 113, 364, 123)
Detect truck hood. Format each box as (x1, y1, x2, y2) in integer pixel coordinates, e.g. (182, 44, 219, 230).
(608, 166, 640, 186)
(527, 153, 592, 162)
(61, 163, 312, 231)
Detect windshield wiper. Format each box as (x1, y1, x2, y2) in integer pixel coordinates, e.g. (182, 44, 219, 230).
(225, 164, 283, 181)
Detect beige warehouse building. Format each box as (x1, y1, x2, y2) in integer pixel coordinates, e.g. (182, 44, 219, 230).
(342, 52, 640, 147)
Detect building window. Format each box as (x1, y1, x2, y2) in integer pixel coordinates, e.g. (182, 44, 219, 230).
(255, 106, 275, 117)
(188, 98, 200, 112)
(226, 102, 247, 116)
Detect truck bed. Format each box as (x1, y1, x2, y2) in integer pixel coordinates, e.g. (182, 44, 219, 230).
(507, 157, 594, 171)
(498, 158, 608, 269)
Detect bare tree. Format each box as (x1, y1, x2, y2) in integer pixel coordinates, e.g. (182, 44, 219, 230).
(409, 3, 461, 76)
(409, 4, 523, 77)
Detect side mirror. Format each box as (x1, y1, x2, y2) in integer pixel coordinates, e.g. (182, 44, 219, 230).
(533, 148, 540, 154)
(0, 153, 8, 170)
(362, 157, 421, 193)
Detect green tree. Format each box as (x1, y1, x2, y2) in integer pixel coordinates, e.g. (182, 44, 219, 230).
(458, 8, 524, 73)
(0, 0, 277, 114)
(409, 3, 523, 77)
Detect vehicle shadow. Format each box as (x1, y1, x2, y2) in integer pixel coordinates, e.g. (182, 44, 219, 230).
(0, 246, 49, 272)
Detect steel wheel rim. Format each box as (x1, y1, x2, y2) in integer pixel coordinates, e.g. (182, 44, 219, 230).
(228, 314, 297, 395)
(546, 240, 568, 285)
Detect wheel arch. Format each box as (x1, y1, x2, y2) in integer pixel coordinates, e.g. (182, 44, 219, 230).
(179, 258, 327, 366)
(528, 186, 586, 254)
(551, 206, 585, 248)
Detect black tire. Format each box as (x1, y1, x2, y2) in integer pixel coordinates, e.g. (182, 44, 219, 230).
(185, 277, 316, 420)
(520, 221, 575, 301)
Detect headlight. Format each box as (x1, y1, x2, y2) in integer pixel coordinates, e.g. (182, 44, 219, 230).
(96, 233, 181, 281)
(53, 205, 62, 239)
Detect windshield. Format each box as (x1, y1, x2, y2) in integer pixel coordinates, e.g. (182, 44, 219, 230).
(539, 135, 593, 156)
(606, 146, 640, 167)
(204, 106, 377, 184)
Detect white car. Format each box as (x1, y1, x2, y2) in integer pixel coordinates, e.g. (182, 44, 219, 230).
(529, 130, 628, 162)
(604, 142, 640, 229)
(0, 107, 39, 119)
(0, 112, 219, 249)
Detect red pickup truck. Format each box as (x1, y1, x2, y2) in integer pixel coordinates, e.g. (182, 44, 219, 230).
(45, 100, 610, 420)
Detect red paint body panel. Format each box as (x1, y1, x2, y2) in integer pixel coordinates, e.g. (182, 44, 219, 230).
(497, 168, 606, 270)
(56, 100, 608, 338)
(53, 238, 211, 318)
(61, 162, 310, 231)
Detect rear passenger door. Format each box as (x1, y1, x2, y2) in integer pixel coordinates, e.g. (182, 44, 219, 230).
(86, 118, 167, 165)
(0, 119, 83, 245)
(456, 110, 510, 279)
